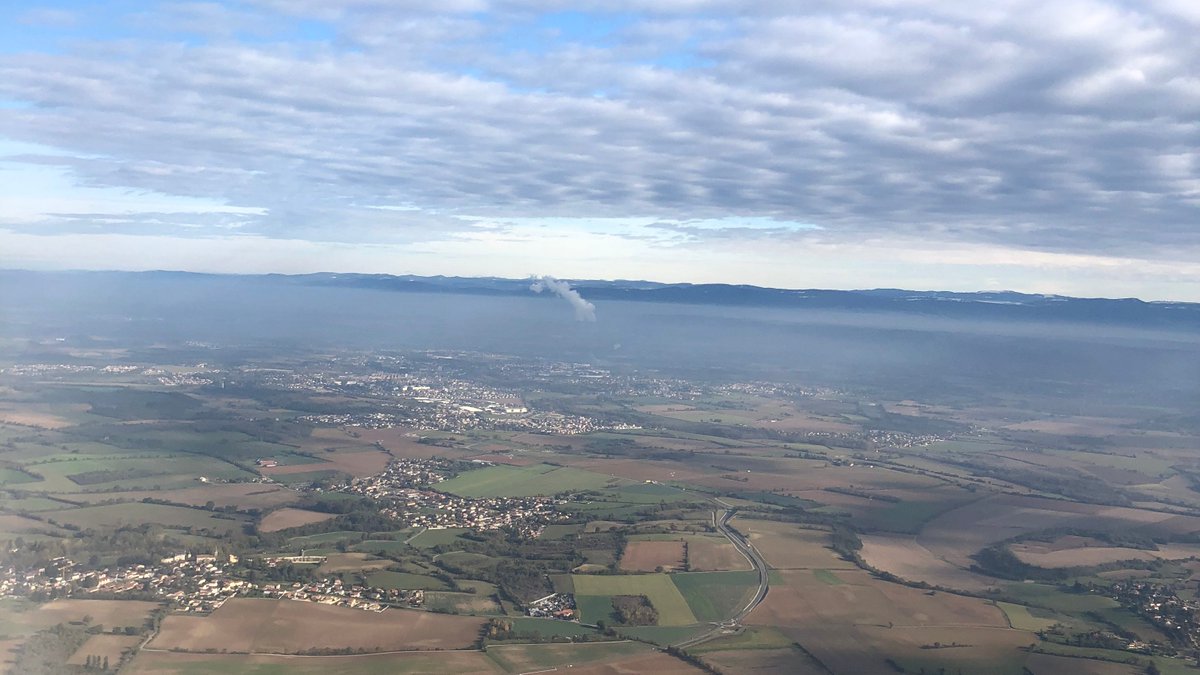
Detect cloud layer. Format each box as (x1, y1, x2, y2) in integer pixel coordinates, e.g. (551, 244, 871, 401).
(0, 1, 1197, 297)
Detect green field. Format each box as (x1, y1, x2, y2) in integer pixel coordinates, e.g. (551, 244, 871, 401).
(571, 574, 697, 625)
(996, 602, 1060, 631)
(353, 539, 410, 554)
(670, 571, 758, 622)
(408, 527, 470, 548)
(505, 617, 601, 640)
(0, 467, 37, 485)
(289, 531, 363, 546)
(613, 624, 708, 646)
(540, 523, 584, 539)
(485, 641, 648, 672)
(0, 496, 70, 512)
(999, 583, 1120, 613)
(813, 569, 845, 585)
(438, 463, 623, 498)
(364, 571, 449, 591)
(42, 503, 249, 533)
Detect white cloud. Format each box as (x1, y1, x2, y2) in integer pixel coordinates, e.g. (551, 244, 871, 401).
(0, 1, 1196, 298)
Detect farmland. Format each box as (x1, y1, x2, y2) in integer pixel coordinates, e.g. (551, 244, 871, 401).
(126, 651, 504, 675)
(2, 318, 1199, 675)
(149, 599, 485, 653)
(437, 463, 624, 498)
(571, 574, 698, 625)
(258, 507, 336, 532)
(619, 540, 685, 572)
(41, 503, 250, 534)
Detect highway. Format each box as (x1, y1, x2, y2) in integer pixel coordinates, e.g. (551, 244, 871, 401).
(671, 507, 770, 649)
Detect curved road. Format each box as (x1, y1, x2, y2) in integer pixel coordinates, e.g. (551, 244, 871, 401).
(671, 508, 770, 649)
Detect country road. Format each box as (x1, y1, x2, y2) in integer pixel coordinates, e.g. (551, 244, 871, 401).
(671, 508, 770, 650)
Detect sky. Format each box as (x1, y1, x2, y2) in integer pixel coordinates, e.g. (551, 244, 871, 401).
(0, 1, 1198, 300)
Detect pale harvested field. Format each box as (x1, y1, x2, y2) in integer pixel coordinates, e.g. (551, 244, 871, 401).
(1002, 416, 1135, 436)
(1025, 653, 1140, 674)
(730, 519, 856, 570)
(620, 540, 685, 572)
(0, 514, 56, 534)
(570, 458, 720, 484)
(749, 568, 1007, 630)
(67, 634, 141, 666)
(749, 570, 1022, 675)
(688, 538, 752, 571)
(701, 647, 827, 675)
(0, 638, 21, 675)
(150, 599, 485, 653)
(127, 650, 502, 674)
(32, 599, 161, 630)
(0, 406, 77, 429)
(917, 495, 1200, 572)
(317, 552, 395, 573)
(688, 464, 944, 494)
(860, 534, 1000, 592)
(1011, 541, 1200, 568)
(353, 428, 473, 459)
(258, 507, 336, 532)
(260, 450, 389, 477)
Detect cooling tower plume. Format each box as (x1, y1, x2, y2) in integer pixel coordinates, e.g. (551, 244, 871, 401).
(530, 276, 596, 322)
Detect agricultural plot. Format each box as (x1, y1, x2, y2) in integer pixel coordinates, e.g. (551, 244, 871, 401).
(70, 483, 301, 511)
(258, 507, 336, 532)
(540, 523, 583, 539)
(127, 650, 503, 675)
(408, 527, 471, 548)
(1010, 539, 1200, 568)
(0, 514, 64, 536)
(66, 634, 141, 667)
(438, 463, 623, 498)
(16, 453, 254, 492)
(918, 495, 1200, 571)
(728, 519, 856, 570)
(671, 571, 759, 622)
(484, 641, 653, 674)
(684, 535, 751, 571)
(0, 599, 160, 637)
(743, 563, 1043, 674)
(149, 598, 485, 653)
(859, 534, 1000, 592)
(1024, 653, 1141, 675)
(619, 540, 685, 572)
(571, 574, 698, 625)
(259, 449, 389, 478)
(317, 553, 394, 573)
(364, 570, 449, 590)
(42, 503, 249, 534)
(997, 602, 1061, 631)
(425, 590, 502, 615)
(558, 651, 709, 675)
(701, 647, 829, 675)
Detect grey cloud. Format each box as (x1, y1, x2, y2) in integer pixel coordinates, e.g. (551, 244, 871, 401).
(0, 1, 1196, 258)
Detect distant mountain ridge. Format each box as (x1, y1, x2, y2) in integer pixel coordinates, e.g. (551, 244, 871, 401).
(4, 269, 1198, 328)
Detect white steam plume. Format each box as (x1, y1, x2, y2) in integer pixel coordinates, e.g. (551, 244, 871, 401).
(530, 275, 596, 322)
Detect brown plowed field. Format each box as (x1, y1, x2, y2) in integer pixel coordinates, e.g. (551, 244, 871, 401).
(259, 450, 388, 477)
(258, 507, 336, 532)
(148, 598, 485, 653)
(619, 540, 685, 572)
(126, 650, 502, 674)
